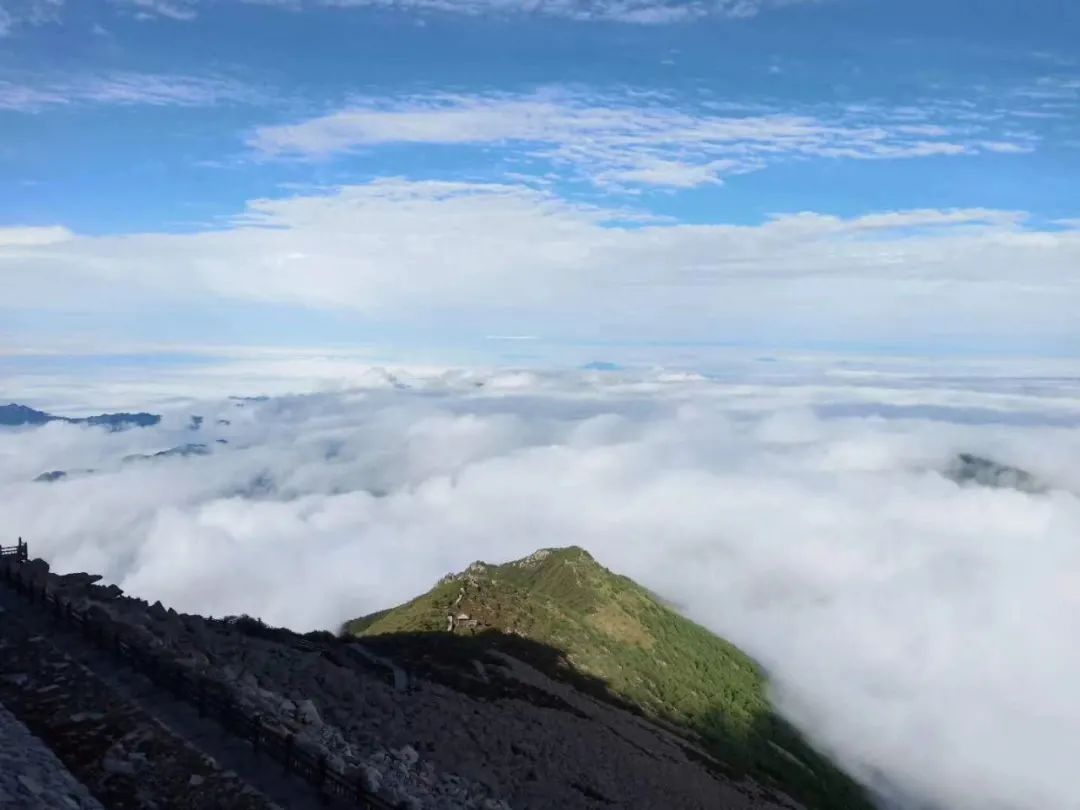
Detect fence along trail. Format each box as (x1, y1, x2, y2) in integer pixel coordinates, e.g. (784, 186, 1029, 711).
(0, 541, 397, 810)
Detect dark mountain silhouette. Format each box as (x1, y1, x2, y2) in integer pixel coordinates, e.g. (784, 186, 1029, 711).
(34, 470, 70, 483)
(122, 443, 210, 463)
(0, 403, 160, 431)
(581, 361, 622, 371)
(945, 453, 1046, 494)
(35, 444, 212, 482)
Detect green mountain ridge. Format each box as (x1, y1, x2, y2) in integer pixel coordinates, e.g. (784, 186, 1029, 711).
(344, 546, 872, 810)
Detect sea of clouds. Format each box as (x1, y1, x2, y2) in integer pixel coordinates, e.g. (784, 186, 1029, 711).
(3, 358, 1080, 810)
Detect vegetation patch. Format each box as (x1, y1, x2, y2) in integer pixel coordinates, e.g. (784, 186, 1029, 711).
(344, 546, 873, 810)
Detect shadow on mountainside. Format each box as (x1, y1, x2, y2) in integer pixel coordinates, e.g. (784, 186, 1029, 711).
(358, 630, 874, 810)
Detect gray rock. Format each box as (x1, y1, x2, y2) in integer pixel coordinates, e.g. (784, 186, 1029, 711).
(0, 704, 104, 810)
(57, 573, 103, 588)
(360, 765, 383, 793)
(17, 774, 43, 795)
(96, 584, 124, 600)
(102, 749, 137, 776)
(295, 699, 322, 727)
(9, 555, 806, 810)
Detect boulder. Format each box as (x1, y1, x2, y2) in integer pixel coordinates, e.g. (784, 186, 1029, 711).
(22, 559, 49, 582)
(56, 573, 103, 588)
(93, 584, 124, 600)
(361, 765, 383, 793)
(296, 699, 322, 727)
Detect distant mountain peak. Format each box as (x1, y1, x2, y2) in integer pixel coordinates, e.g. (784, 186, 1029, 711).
(946, 453, 1046, 494)
(0, 403, 53, 425)
(0, 402, 160, 431)
(581, 361, 622, 371)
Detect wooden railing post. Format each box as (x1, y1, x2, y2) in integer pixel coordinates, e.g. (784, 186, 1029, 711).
(318, 753, 328, 803)
(223, 695, 234, 734)
(283, 733, 294, 774)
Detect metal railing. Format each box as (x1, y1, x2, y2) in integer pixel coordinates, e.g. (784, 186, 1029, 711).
(0, 542, 396, 809)
(0, 538, 28, 562)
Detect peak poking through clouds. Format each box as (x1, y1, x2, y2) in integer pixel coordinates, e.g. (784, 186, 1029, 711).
(1, 2, 1078, 807)
(3, 365, 1080, 810)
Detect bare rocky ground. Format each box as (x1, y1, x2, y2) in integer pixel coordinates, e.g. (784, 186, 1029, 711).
(2, 558, 805, 809)
(0, 598, 278, 810)
(0, 699, 104, 810)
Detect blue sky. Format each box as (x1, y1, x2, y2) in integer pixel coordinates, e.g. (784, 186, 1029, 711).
(2, 0, 1079, 361)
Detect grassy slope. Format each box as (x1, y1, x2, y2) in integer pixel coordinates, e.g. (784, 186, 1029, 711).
(344, 547, 872, 810)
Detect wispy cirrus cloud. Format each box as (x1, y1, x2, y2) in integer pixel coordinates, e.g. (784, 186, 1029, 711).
(0, 0, 63, 35)
(319, 0, 823, 23)
(249, 90, 1032, 188)
(109, 0, 197, 20)
(0, 71, 261, 112)
(110, 0, 823, 23)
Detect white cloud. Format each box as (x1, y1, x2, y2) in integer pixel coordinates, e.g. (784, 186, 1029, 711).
(0, 0, 62, 35)
(596, 157, 736, 188)
(248, 91, 1028, 187)
(2, 365, 1080, 810)
(318, 0, 821, 23)
(107, 0, 822, 23)
(821, 208, 1027, 231)
(110, 0, 198, 20)
(979, 140, 1037, 154)
(3, 179, 1079, 352)
(0, 225, 73, 246)
(0, 71, 260, 111)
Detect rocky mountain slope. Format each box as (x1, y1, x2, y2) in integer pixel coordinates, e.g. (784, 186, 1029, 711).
(345, 547, 872, 810)
(3, 551, 825, 810)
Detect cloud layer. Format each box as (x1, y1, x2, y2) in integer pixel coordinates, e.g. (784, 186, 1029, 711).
(2, 363, 1080, 810)
(4, 179, 1079, 352)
